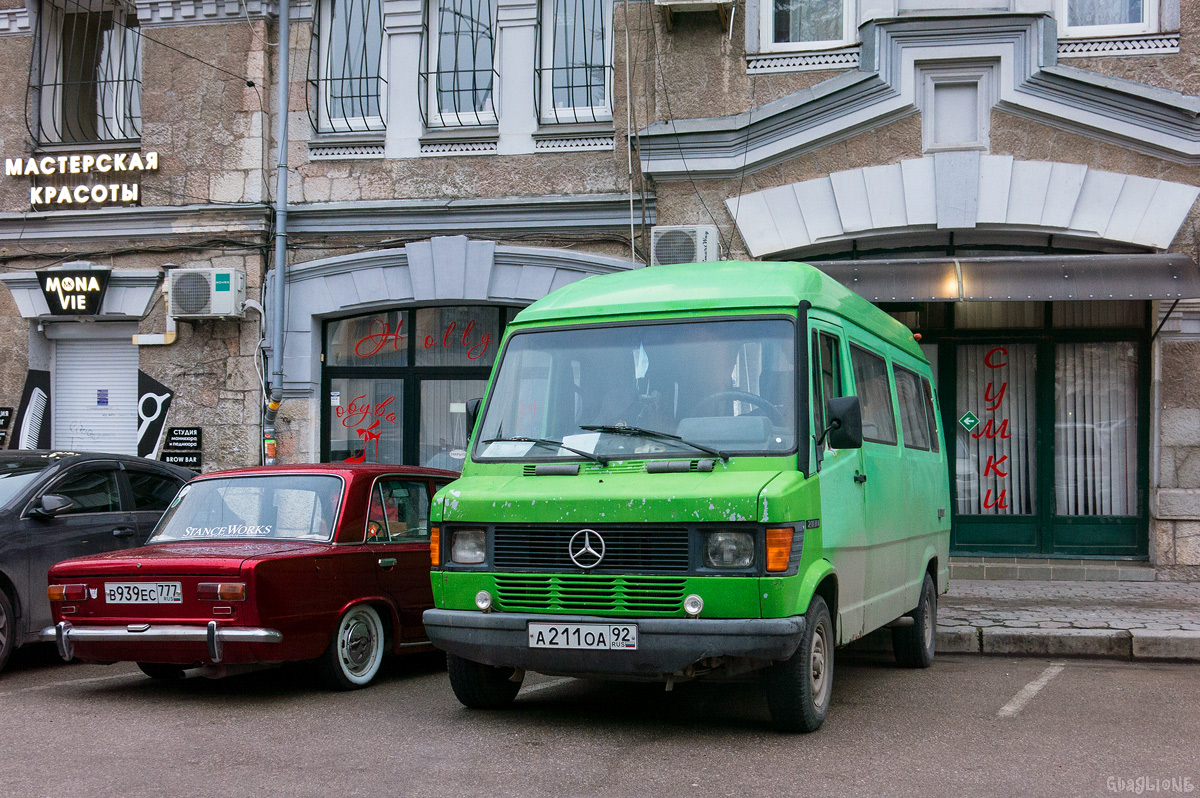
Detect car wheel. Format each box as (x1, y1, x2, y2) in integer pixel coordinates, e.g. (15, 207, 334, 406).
(316, 604, 385, 690)
(446, 653, 523, 709)
(0, 590, 14, 674)
(763, 595, 833, 733)
(137, 662, 184, 680)
(892, 572, 937, 669)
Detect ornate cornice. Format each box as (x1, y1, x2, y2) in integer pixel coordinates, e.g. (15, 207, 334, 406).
(639, 13, 1200, 180)
(0, 7, 31, 36)
(133, 0, 279, 27)
(0, 203, 270, 243)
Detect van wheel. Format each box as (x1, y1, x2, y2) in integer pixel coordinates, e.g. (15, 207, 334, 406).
(316, 604, 385, 690)
(137, 662, 184, 680)
(763, 595, 833, 733)
(892, 572, 937, 668)
(446, 653, 523, 709)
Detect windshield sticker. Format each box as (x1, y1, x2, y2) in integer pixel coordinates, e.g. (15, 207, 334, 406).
(561, 432, 601, 454)
(481, 440, 535, 458)
(168, 484, 190, 509)
(183, 525, 273, 538)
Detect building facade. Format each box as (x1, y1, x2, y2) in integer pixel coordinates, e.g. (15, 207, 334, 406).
(1, 0, 1199, 578)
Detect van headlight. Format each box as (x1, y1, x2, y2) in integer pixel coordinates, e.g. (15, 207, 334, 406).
(451, 529, 486, 564)
(704, 530, 755, 569)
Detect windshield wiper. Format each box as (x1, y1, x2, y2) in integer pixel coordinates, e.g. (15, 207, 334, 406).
(482, 436, 609, 465)
(579, 424, 728, 462)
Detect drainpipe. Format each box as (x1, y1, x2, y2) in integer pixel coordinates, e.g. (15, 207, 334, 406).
(263, 0, 290, 465)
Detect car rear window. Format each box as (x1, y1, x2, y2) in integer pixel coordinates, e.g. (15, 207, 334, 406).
(149, 474, 343, 542)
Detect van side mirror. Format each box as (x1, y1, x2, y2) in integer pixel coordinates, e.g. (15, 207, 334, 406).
(30, 493, 74, 518)
(822, 396, 863, 450)
(466, 398, 482, 436)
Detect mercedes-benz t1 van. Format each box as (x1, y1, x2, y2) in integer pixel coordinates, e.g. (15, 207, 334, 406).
(423, 260, 950, 732)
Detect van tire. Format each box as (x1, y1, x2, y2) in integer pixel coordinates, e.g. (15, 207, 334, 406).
(763, 595, 833, 733)
(892, 572, 936, 668)
(446, 653, 523, 709)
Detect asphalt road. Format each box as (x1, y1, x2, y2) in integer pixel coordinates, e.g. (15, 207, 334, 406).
(1, 645, 1197, 798)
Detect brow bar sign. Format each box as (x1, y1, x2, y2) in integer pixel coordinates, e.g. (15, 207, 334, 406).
(5, 151, 159, 209)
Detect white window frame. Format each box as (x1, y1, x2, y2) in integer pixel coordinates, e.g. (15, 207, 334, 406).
(426, 0, 499, 128)
(316, 0, 387, 134)
(538, 0, 614, 125)
(1056, 0, 1158, 38)
(758, 0, 855, 54)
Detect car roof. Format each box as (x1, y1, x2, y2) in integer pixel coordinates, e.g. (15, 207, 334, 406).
(191, 463, 460, 481)
(510, 260, 924, 359)
(0, 450, 189, 472)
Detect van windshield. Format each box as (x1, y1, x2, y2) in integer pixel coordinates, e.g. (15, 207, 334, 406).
(475, 318, 797, 461)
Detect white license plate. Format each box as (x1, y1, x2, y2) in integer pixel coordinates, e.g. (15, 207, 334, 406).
(104, 582, 183, 604)
(527, 622, 637, 651)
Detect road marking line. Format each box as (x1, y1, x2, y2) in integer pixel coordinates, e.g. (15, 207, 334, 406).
(0, 672, 138, 698)
(520, 677, 574, 697)
(997, 662, 1065, 718)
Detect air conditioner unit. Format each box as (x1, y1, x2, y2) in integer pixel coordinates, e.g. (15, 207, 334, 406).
(650, 225, 720, 266)
(167, 268, 246, 319)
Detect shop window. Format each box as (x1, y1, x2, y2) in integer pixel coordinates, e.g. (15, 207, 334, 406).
(421, 379, 489, 468)
(954, 302, 1042, 330)
(326, 311, 409, 366)
(761, 0, 853, 52)
(1052, 301, 1145, 328)
(422, 0, 499, 127)
(310, 0, 387, 133)
(414, 307, 499, 366)
(1057, 0, 1158, 36)
(537, 0, 613, 124)
(955, 343, 1037, 516)
(330, 377, 404, 463)
(1054, 342, 1138, 516)
(29, 0, 142, 144)
(849, 344, 896, 445)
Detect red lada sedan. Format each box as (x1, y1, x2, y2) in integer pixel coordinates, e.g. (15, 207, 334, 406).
(42, 464, 457, 688)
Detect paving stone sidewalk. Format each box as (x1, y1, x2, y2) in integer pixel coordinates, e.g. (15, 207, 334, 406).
(935, 579, 1200, 661)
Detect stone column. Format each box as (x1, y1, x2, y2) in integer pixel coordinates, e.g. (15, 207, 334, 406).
(383, 0, 425, 158)
(496, 0, 539, 154)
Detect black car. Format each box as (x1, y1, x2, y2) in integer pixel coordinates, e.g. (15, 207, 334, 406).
(0, 451, 194, 673)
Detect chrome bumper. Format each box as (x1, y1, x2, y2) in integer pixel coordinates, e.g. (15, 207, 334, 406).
(40, 621, 283, 664)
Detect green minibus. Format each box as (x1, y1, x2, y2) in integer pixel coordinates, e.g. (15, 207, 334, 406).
(423, 260, 950, 732)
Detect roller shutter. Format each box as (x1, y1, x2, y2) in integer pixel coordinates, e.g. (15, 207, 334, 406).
(53, 336, 138, 455)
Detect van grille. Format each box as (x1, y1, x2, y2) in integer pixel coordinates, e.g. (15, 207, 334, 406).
(494, 575, 687, 615)
(492, 526, 690, 573)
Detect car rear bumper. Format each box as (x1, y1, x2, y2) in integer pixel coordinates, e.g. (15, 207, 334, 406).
(422, 609, 805, 678)
(40, 621, 282, 664)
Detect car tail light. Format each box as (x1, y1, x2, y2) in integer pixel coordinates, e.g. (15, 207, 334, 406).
(430, 526, 440, 566)
(198, 583, 246, 601)
(48, 584, 88, 601)
(765, 528, 794, 572)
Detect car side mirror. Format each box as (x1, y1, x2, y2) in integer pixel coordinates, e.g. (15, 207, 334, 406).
(466, 398, 482, 437)
(31, 493, 74, 517)
(822, 396, 863, 450)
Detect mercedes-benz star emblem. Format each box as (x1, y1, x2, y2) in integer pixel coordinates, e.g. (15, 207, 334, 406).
(568, 529, 606, 569)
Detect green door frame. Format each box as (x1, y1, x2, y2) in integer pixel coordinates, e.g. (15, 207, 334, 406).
(892, 302, 1150, 559)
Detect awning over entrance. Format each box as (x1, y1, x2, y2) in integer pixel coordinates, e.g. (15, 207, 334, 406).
(807, 253, 1200, 303)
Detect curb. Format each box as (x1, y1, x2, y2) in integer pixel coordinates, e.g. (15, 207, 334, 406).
(933, 626, 1200, 662)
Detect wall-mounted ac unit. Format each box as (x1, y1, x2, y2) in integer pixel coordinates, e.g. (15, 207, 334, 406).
(650, 225, 720, 266)
(167, 268, 246, 319)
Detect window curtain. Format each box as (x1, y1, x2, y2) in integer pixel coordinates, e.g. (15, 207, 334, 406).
(1068, 0, 1143, 27)
(956, 344, 1037, 515)
(772, 0, 841, 44)
(1054, 342, 1137, 516)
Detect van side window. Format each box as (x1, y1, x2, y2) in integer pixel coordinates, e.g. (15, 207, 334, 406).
(811, 331, 843, 437)
(893, 365, 931, 451)
(922, 377, 941, 453)
(849, 345, 897, 445)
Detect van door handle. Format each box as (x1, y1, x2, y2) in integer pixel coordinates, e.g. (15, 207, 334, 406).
(378, 558, 397, 568)
(111, 527, 136, 537)
(853, 473, 867, 484)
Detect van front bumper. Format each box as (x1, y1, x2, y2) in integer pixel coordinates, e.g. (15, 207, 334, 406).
(422, 609, 805, 677)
